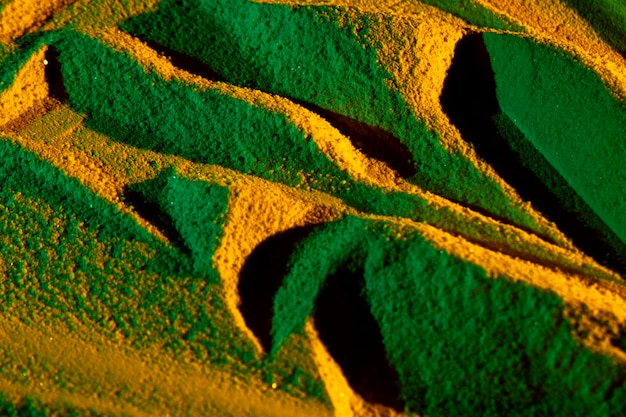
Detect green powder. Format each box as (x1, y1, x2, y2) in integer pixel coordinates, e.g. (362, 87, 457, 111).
(484, 33, 626, 248)
(121, 0, 540, 231)
(129, 168, 229, 280)
(493, 111, 626, 272)
(417, 0, 524, 31)
(272, 216, 626, 415)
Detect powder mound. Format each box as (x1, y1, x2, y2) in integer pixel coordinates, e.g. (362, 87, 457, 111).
(0, 0, 625, 416)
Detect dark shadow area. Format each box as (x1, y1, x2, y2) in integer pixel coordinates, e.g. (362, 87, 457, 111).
(314, 265, 404, 411)
(239, 225, 318, 352)
(139, 38, 225, 82)
(612, 326, 626, 352)
(44, 47, 69, 102)
(293, 99, 417, 179)
(122, 184, 189, 253)
(440, 33, 626, 277)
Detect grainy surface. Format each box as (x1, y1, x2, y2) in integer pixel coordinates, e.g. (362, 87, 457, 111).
(0, 0, 625, 415)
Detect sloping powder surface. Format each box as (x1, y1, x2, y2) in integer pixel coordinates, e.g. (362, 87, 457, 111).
(0, 1, 625, 416)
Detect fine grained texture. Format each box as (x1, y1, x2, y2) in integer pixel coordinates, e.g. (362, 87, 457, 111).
(0, 0, 625, 416)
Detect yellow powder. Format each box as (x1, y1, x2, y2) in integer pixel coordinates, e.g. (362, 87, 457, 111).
(0, 314, 333, 417)
(475, 0, 626, 100)
(304, 320, 407, 417)
(214, 181, 341, 352)
(0, 46, 49, 127)
(0, 0, 74, 44)
(97, 29, 401, 189)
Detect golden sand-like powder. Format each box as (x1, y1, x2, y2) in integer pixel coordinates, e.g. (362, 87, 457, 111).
(98, 29, 401, 190)
(214, 182, 341, 353)
(98, 30, 590, 267)
(0, 315, 333, 417)
(0, 47, 49, 127)
(305, 320, 406, 417)
(0, 0, 74, 44)
(476, 0, 626, 100)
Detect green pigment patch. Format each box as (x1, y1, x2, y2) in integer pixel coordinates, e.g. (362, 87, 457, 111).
(43, 30, 553, 258)
(0, 138, 324, 400)
(417, 0, 524, 31)
(493, 111, 626, 273)
(121, 0, 540, 232)
(484, 33, 626, 248)
(128, 168, 229, 280)
(272, 216, 626, 415)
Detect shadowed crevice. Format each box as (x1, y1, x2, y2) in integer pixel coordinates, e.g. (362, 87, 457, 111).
(44, 47, 69, 102)
(440, 32, 626, 276)
(136, 37, 225, 82)
(239, 225, 318, 352)
(122, 32, 417, 180)
(314, 265, 404, 411)
(292, 99, 417, 179)
(121, 185, 189, 253)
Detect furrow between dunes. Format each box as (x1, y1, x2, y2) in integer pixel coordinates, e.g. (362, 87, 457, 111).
(96, 29, 581, 254)
(304, 319, 407, 417)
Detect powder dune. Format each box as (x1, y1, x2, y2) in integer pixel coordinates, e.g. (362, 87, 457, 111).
(0, 0, 625, 416)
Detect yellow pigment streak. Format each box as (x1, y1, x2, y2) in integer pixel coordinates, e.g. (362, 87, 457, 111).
(0, 315, 333, 417)
(214, 181, 341, 352)
(253, 3, 571, 247)
(305, 320, 407, 417)
(384, 217, 626, 360)
(0, 0, 74, 44)
(0, 46, 49, 127)
(476, 0, 626, 100)
(96, 29, 613, 280)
